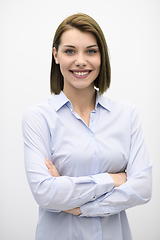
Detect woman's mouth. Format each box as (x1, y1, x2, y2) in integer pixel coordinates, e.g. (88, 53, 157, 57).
(70, 70, 92, 78)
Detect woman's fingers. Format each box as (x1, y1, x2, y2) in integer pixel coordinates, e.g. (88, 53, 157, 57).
(45, 158, 54, 170)
(45, 158, 52, 167)
(64, 208, 82, 216)
(45, 158, 60, 177)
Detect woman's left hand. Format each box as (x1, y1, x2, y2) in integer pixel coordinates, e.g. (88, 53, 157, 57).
(45, 158, 60, 177)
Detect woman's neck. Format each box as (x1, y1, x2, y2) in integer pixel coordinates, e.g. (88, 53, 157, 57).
(63, 85, 96, 116)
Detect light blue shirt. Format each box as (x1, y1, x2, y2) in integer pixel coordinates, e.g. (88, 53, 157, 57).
(22, 91, 152, 240)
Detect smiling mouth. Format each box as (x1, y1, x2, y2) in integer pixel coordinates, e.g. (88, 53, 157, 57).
(70, 70, 92, 76)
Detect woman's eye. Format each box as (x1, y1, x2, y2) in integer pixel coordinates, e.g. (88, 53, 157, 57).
(65, 49, 74, 54)
(87, 49, 97, 54)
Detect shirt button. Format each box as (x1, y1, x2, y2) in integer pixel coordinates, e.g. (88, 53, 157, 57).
(90, 134, 94, 137)
(93, 170, 96, 174)
(87, 212, 91, 217)
(96, 227, 100, 232)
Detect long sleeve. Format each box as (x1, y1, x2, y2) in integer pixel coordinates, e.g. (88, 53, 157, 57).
(22, 107, 114, 212)
(80, 106, 152, 217)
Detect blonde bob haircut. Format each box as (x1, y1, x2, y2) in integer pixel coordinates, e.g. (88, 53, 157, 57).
(50, 13, 111, 94)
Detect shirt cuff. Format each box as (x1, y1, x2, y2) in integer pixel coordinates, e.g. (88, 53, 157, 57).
(80, 200, 99, 217)
(79, 198, 111, 217)
(92, 173, 114, 199)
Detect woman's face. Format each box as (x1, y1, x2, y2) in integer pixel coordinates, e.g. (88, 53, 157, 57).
(53, 28, 101, 92)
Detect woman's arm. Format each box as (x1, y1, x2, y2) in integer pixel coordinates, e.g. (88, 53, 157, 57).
(45, 158, 127, 215)
(78, 106, 152, 217)
(45, 158, 127, 188)
(22, 108, 114, 212)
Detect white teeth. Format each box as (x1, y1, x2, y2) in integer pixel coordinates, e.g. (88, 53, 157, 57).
(73, 71, 89, 76)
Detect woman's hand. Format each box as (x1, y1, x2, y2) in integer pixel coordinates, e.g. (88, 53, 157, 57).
(45, 158, 60, 177)
(64, 207, 82, 216)
(109, 172, 127, 187)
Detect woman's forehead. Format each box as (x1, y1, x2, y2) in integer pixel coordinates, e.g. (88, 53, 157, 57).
(59, 28, 98, 48)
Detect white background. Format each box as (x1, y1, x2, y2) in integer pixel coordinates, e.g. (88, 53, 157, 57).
(0, 0, 159, 239)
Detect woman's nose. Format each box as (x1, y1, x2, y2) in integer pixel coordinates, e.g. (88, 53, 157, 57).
(75, 54, 87, 67)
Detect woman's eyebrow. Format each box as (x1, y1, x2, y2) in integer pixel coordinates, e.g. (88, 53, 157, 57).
(62, 44, 98, 48)
(86, 44, 98, 48)
(63, 45, 75, 48)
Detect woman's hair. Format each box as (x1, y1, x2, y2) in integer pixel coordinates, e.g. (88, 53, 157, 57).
(50, 13, 111, 94)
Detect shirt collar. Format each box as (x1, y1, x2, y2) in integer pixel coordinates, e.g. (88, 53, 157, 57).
(52, 90, 111, 112)
(52, 91, 71, 112)
(95, 91, 111, 111)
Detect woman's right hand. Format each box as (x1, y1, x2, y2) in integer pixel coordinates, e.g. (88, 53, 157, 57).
(109, 172, 127, 187)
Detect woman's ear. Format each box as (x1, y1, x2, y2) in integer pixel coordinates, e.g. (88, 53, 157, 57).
(53, 47, 59, 64)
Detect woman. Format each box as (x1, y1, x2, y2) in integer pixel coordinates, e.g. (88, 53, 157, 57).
(22, 13, 152, 240)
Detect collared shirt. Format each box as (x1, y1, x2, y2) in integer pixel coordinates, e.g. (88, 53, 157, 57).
(22, 91, 152, 240)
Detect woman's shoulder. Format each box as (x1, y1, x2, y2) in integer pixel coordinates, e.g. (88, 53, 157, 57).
(22, 96, 55, 123)
(104, 96, 140, 127)
(102, 94, 137, 114)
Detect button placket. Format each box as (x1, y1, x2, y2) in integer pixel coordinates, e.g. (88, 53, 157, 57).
(96, 227, 100, 232)
(89, 130, 100, 176)
(92, 217, 103, 240)
(89, 110, 96, 129)
(94, 150, 97, 155)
